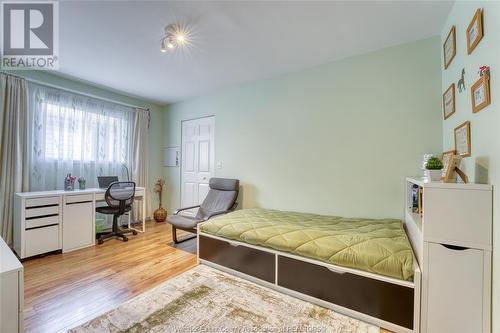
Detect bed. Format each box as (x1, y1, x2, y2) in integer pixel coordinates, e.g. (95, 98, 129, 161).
(197, 208, 421, 333)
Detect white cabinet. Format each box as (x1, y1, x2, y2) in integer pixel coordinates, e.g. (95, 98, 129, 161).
(425, 243, 487, 333)
(405, 178, 492, 333)
(63, 194, 95, 252)
(14, 194, 62, 259)
(0, 236, 23, 333)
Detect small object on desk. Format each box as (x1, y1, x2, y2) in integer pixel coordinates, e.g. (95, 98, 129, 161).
(78, 177, 86, 190)
(64, 173, 77, 191)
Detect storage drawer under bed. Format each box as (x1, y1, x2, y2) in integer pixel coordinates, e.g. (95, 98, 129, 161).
(277, 256, 414, 330)
(199, 235, 275, 283)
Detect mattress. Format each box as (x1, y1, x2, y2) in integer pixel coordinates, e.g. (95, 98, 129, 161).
(200, 208, 414, 281)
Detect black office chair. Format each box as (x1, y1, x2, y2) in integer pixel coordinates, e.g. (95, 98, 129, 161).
(96, 181, 138, 244)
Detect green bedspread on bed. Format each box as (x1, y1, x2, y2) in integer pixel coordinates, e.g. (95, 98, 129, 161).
(200, 208, 414, 281)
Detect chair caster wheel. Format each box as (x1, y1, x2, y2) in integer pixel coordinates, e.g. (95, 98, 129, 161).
(98, 238, 104, 245)
(132, 230, 138, 235)
(123, 237, 128, 242)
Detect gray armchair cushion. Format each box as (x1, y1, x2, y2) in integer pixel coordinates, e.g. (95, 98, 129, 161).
(167, 214, 202, 230)
(209, 178, 239, 191)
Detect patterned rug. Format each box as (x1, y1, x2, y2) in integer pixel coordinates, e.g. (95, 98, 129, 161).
(68, 265, 379, 333)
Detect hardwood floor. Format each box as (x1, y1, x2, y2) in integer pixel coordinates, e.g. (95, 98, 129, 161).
(23, 222, 390, 333)
(22, 221, 197, 333)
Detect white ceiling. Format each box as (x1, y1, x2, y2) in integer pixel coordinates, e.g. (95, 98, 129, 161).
(57, 1, 453, 105)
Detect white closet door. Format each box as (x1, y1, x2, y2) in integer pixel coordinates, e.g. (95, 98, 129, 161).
(181, 116, 215, 215)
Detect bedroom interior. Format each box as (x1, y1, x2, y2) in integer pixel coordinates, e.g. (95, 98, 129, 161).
(0, 1, 498, 333)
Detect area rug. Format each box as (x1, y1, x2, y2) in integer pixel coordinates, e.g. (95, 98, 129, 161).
(68, 265, 379, 333)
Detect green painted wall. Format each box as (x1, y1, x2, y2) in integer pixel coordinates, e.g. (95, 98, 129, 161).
(441, 2, 500, 330)
(163, 37, 442, 220)
(17, 71, 166, 215)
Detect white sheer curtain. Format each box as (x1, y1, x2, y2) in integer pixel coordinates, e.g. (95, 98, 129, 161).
(28, 83, 135, 191)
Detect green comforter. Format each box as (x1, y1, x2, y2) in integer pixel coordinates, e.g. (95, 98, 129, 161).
(200, 208, 413, 281)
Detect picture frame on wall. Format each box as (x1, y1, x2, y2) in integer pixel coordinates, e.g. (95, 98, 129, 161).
(443, 83, 456, 119)
(443, 26, 456, 70)
(471, 75, 491, 113)
(467, 8, 484, 55)
(441, 150, 456, 179)
(454, 121, 471, 157)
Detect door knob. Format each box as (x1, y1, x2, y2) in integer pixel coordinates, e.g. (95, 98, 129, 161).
(202, 176, 207, 180)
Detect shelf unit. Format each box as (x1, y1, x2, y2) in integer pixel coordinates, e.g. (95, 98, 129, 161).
(404, 177, 492, 333)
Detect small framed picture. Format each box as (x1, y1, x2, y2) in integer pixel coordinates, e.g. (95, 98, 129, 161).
(441, 150, 456, 179)
(467, 9, 483, 55)
(443, 83, 455, 119)
(454, 121, 471, 157)
(471, 75, 491, 113)
(443, 26, 456, 70)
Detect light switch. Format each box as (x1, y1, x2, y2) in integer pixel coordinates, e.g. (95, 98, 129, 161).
(217, 161, 223, 169)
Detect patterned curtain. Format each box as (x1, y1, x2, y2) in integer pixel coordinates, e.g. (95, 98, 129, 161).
(28, 83, 135, 191)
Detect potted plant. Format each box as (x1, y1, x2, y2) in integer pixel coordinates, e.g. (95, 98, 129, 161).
(425, 156, 444, 181)
(153, 178, 167, 222)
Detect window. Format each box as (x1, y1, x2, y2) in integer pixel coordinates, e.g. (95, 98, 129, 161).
(43, 102, 129, 163)
(28, 83, 134, 190)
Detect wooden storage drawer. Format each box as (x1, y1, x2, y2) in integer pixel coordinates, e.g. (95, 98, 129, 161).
(199, 235, 275, 283)
(25, 205, 59, 218)
(25, 215, 59, 229)
(25, 196, 59, 208)
(278, 256, 414, 330)
(25, 225, 60, 257)
(425, 243, 486, 333)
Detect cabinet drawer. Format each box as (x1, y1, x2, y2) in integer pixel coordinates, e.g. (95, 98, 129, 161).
(26, 196, 59, 208)
(425, 243, 485, 333)
(25, 205, 59, 218)
(424, 188, 492, 249)
(65, 194, 93, 204)
(25, 215, 59, 229)
(25, 225, 60, 257)
(199, 235, 275, 283)
(278, 256, 414, 330)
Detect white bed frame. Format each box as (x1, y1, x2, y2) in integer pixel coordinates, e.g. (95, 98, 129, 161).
(197, 229, 421, 333)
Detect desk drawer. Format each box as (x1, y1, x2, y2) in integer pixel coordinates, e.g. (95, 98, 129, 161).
(25, 205, 59, 218)
(26, 196, 59, 208)
(25, 225, 60, 257)
(65, 194, 93, 204)
(25, 215, 59, 229)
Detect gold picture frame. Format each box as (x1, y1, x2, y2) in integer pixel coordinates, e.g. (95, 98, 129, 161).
(454, 121, 471, 157)
(467, 9, 483, 55)
(441, 150, 456, 180)
(471, 75, 491, 113)
(443, 26, 456, 70)
(443, 83, 455, 120)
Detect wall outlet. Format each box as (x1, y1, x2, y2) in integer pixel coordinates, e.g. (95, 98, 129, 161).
(217, 161, 223, 169)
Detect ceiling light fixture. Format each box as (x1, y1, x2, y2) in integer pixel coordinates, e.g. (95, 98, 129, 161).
(160, 24, 190, 53)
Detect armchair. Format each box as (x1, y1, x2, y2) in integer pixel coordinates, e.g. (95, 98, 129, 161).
(167, 178, 239, 243)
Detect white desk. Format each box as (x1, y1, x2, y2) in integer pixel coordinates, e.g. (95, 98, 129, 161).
(0, 236, 23, 332)
(14, 187, 146, 259)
